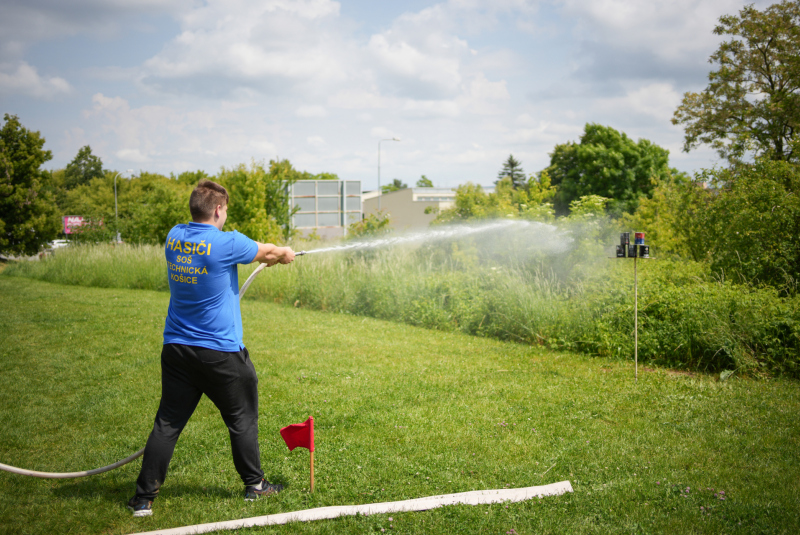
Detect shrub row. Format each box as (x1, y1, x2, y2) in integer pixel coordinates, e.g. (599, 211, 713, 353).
(4, 240, 798, 378)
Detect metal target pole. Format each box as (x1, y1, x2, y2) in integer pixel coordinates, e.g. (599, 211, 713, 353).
(634, 253, 638, 383)
(614, 232, 648, 382)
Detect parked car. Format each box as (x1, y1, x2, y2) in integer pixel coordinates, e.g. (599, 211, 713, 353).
(48, 239, 70, 249)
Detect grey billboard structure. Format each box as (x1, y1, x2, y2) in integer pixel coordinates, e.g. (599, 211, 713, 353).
(290, 180, 362, 238)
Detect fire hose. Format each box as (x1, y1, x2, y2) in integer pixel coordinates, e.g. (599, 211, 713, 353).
(0, 252, 307, 479)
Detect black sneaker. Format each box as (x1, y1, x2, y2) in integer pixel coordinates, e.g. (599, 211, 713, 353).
(244, 479, 283, 501)
(127, 496, 153, 517)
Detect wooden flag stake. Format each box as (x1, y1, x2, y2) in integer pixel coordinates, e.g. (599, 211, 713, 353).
(309, 415, 315, 493)
(279, 415, 315, 493)
(310, 450, 315, 493)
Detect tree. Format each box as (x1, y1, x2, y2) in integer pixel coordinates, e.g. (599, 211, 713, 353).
(416, 175, 434, 188)
(61, 171, 192, 244)
(672, 1, 800, 164)
(121, 173, 192, 244)
(264, 159, 303, 238)
(381, 178, 407, 194)
(173, 170, 210, 186)
(347, 211, 391, 238)
(218, 159, 299, 243)
(64, 145, 104, 189)
(432, 183, 492, 223)
(0, 114, 61, 255)
(544, 123, 671, 215)
(62, 172, 117, 243)
(525, 170, 556, 203)
(621, 170, 709, 260)
(496, 155, 526, 189)
(433, 174, 555, 224)
(700, 159, 800, 293)
(314, 172, 340, 180)
(218, 161, 284, 244)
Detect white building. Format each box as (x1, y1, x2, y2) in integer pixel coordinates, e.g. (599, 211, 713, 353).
(362, 187, 457, 230)
(362, 186, 497, 230)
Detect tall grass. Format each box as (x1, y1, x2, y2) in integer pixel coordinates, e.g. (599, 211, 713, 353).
(4, 235, 799, 378)
(4, 243, 168, 290)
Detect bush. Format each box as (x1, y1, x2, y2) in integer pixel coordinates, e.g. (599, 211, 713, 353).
(594, 260, 800, 376)
(4, 229, 798, 378)
(700, 160, 800, 294)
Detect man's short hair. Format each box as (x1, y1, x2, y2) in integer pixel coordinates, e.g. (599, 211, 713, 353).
(190, 180, 229, 221)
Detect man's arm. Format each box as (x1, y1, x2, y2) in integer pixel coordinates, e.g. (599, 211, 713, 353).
(253, 243, 295, 266)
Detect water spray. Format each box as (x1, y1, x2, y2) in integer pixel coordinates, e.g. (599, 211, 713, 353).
(298, 219, 541, 256)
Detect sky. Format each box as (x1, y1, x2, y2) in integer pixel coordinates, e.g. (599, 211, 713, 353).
(0, 0, 772, 190)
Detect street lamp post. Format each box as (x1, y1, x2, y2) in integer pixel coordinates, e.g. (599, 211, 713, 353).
(113, 169, 134, 243)
(377, 137, 400, 211)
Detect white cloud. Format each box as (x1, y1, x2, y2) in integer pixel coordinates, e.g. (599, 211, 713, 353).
(328, 88, 391, 110)
(116, 148, 151, 163)
(401, 99, 460, 118)
(561, 0, 741, 54)
(0, 61, 70, 98)
(307, 135, 326, 148)
(296, 105, 328, 118)
(456, 73, 509, 115)
(558, 0, 776, 84)
(0, 0, 193, 59)
(371, 127, 401, 140)
(363, 3, 482, 100)
(76, 92, 289, 173)
(366, 32, 466, 99)
(624, 82, 683, 122)
(139, 0, 350, 98)
(135, 0, 514, 111)
(576, 81, 684, 127)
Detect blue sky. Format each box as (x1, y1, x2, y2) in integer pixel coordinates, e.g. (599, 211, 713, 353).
(0, 0, 770, 190)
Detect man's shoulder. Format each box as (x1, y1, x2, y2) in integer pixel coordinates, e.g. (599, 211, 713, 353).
(167, 223, 196, 237)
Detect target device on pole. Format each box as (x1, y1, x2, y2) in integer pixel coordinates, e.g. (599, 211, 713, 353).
(613, 232, 652, 382)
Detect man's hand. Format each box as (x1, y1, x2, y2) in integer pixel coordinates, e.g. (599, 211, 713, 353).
(254, 244, 295, 266)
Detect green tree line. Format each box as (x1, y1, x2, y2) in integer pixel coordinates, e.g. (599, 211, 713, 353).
(0, 112, 341, 255)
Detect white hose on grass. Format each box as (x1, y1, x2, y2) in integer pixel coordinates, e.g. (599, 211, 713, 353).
(127, 482, 574, 535)
(0, 449, 145, 479)
(0, 265, 266, 479)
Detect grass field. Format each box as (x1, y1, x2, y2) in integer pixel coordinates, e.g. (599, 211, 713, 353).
(0, 277, 798, 534)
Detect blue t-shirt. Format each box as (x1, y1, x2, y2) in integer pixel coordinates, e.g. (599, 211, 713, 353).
(163, 222, 258, 352)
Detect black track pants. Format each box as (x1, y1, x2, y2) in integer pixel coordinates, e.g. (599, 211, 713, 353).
(135, 343, 263, 500)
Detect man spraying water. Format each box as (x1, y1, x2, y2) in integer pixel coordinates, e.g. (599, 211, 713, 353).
(128, 180, 295, 517)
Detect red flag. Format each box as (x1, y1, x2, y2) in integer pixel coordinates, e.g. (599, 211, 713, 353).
(280, 416, 314, 452)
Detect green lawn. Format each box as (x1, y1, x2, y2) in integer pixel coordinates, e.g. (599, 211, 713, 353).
(0, 277, 798, 534)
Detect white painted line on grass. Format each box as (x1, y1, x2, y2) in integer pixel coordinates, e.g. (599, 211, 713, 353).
(128, 481, 573, 535)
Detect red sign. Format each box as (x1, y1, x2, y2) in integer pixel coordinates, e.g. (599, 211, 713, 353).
(62, 215, 98, 234)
